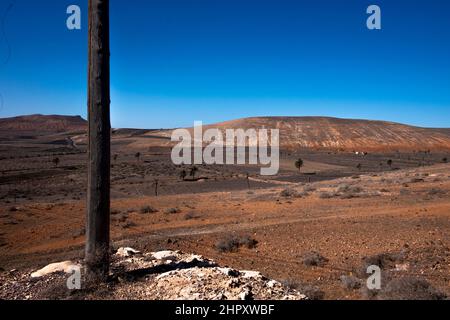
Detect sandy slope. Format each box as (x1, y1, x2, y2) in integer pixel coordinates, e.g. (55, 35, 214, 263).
(195, 116, 450, 151)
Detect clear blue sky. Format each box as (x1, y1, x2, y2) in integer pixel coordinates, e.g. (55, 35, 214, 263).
(0, 0, 449, 128)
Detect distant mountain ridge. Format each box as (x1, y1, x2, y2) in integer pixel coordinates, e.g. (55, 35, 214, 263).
(200, 116, 450, 151)
(1, 114, 450, 151)
(0, 114, 87, 133)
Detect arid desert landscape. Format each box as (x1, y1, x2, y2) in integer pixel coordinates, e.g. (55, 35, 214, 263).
(0, 114, 449, 300)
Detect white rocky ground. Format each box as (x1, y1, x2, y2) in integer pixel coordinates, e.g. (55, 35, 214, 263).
(0, 249, 308, 300)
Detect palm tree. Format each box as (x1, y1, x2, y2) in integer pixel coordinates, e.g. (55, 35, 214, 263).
(179, 169, 187, 181)
(387, 159, 393, 168)
(295, 158, 304, 172)
(190, 166, 198, 179)
(52, 157, 60, 168)
(246, 172, 250, 189)
(154, 179, 159, 196)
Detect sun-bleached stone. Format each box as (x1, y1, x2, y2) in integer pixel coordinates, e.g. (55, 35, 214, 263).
(31, 261, 80, 278)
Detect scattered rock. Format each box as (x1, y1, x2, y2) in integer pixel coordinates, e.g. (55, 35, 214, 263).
(240, 270, 263, 279)
(116, 247, 141, 257)
(3, 250, 309, 300)
(394, 263, 410, 272)
(217, 267, 239, 277)
(239, 287, 253, 300)
(71, 228, 85, 238)
(152, 250, 178, 261)
(31, 261, 80, 278)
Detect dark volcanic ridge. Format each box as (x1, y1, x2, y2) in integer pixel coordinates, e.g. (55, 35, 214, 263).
(0, 114, 87, 133)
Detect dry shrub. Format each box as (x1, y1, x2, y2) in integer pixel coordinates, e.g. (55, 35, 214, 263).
(427, 188, 446, 196)
(112, 213, 128, 223)
(140, 206, 158, 214)
(281, 280, 325, 300)
(340, 275, 362, 290)
(319, 192, 335, 199)
(215, 235, 258, 252)
(303, 251, 329, 267)
(359, 251, 407, 278)
(303, 185, 316, 192)
(122, 221, 137, 229)
(280, 189, 300, 198)
(183, 212, 197, 220)
(362, 276, 447, 300)
(164, 207, 181, 214)
(337, 184, 364, 199)
(378, 277, 446, 300)
(399, 188, 411, 196)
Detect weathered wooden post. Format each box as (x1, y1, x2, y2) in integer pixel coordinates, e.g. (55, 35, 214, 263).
(85, 0, 111, 281)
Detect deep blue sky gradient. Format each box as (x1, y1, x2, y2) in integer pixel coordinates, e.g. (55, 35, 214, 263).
(0, 0, 449, 128)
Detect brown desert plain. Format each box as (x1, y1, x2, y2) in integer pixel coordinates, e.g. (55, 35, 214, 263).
(0, 114, 449, 300)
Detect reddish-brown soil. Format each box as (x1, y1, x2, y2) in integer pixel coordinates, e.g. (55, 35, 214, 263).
(1, 163, 449, 299)
(0, 115, 449, 300)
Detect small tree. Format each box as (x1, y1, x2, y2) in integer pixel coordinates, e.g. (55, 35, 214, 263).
(135, 152, 141, 162)
(443, 157, 448, 163)
(356, 163, 362, 171)
(190, 166, 198, 179)
(387, 159, 393, 168)
(154, 179, 159, 196)
(295, 158, 304, 172)
(179, 169, 187, 181)
(113, 154, 118, 161)
(52, 157, 60, 168)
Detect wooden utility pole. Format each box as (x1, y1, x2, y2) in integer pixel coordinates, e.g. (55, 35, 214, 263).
(85, 0, 111, 281)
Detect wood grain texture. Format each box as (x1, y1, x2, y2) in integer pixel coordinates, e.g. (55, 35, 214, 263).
(85, 0, 111, 280)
